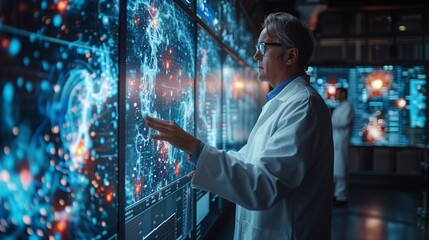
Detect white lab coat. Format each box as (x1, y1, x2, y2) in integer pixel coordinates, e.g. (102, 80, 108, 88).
(191, 76, 334, 240)
(332, 100, 354, 178)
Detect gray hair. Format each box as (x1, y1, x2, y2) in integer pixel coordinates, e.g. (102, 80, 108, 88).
(263, 12, 314, 70)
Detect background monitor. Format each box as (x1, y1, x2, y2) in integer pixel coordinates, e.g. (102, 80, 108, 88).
(308, 65, 427, 147)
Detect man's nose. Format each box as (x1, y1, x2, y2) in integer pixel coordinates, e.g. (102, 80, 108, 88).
(253, 51, 261, 61)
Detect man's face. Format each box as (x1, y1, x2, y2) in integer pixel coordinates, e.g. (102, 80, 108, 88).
(253, 28, 285, 87)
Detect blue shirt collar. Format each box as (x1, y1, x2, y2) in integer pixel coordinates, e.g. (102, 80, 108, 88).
(265, 72, 306, 103)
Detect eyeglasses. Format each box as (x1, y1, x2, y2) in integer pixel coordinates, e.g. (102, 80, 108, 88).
(255, 42, 282, 56)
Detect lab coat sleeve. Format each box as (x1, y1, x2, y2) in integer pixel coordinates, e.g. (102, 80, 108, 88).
(332, 102, 354, 129)
(191, 97, 322, 210)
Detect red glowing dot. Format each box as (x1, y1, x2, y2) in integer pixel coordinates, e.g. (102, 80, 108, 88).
(2, 38, 10, 49)
(20, 168, 31, 189)
(18, 3, 27, 12)
(174, 160, 180, 177)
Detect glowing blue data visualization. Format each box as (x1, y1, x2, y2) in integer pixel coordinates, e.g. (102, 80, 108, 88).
(196, 26, 222, 148)
(308, 65, 427, 146)
(125, 1, 196, 238)
(125, 0, 195, 207)
(220, 0, 238, 52)
(0, 0, 119, 239)
(237, 9, 257, 68)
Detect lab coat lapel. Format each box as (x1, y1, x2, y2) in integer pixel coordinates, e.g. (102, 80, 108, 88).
(247, 76, 308, 143)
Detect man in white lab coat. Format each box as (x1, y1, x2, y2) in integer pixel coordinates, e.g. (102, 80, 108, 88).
(145, 12, 333, 240)
(332, 87, 354, 206)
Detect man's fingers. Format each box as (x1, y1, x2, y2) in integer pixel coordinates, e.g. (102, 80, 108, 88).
(146, 116, 172, 127)
(151, 134, 164, 141)
(151, 133, 171, 142)
(145, 117, 172, 133)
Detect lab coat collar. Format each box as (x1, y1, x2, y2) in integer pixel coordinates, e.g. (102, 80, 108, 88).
(274, 75, 310, 102)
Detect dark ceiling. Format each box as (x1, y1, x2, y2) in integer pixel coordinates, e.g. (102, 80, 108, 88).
(240, 0, 429, 32)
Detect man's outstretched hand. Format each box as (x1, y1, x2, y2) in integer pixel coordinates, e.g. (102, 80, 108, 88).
(145, 116, 200, 154)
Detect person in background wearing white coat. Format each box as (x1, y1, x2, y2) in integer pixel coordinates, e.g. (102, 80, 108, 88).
(145, 12, 334, 240)
(332, 87, 354, 206)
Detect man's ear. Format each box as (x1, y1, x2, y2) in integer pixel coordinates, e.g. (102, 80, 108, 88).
(285, 48, 298, 65)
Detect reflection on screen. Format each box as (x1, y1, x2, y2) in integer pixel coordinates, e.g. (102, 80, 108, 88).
(308, 65, 427, 146)
(0, 0, 119, 239)
(125, 0, 195, 239)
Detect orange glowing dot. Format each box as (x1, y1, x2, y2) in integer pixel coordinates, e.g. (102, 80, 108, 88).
(152, 18, 158, 30)
(234, 81, 244, 89)
(20, 169, 31, 189)
(56, 221, 66, 233)
(371, 79, 383, 89)
(106, 192, 113, 202)
(327, 85, 336, 95)
(75, 139, 85, 157)
(57, 1, 67, 12)
(396, 98, 406, 109)
(368, 127, 382, 139)
(135, 183, 141, 194)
